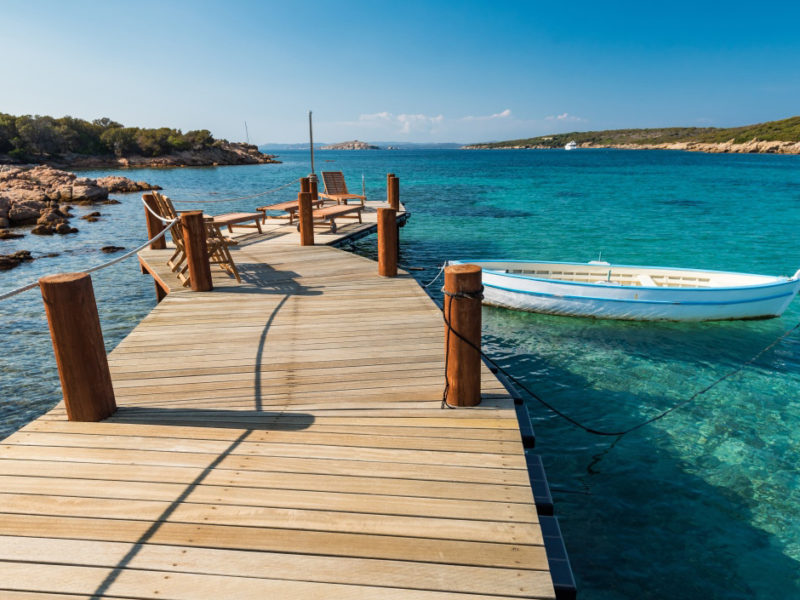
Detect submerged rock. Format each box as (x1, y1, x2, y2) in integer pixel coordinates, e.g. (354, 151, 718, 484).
(0, 250, 33, 270)
(101, 245, 125, 253)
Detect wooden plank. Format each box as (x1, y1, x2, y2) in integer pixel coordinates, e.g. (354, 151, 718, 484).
(0, 513, 546, 570)
(0, 536, 554, 598)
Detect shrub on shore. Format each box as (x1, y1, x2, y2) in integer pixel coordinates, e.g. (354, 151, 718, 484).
(0, 113, 219, 161)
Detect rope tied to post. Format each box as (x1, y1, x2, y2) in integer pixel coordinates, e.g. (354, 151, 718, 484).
(436, 283, 800, 437)
(441, 286, 484, 300)
(440, 276, 484, 409)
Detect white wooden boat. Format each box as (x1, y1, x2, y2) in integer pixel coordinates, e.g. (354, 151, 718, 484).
(448, 260, 800, 321)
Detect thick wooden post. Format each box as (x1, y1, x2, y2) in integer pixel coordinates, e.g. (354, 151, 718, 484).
(298, 191, 314, 246)
(300, 177, 311, 194)
(386, 173, 395, 202)
(181, 211, 213, 292)
(142, 193, 166, 250)
(388, 176, 400, 211)
(309, 177, 319, 202)
(443, 264, 482, 407)
(39, 272, 117, 421)
(377, 207, 398, 277)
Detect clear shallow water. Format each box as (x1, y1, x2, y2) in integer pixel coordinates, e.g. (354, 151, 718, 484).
(2, 149, 799, 598)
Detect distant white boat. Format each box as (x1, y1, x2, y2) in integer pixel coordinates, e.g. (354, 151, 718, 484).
(448, 260, 800, 321)
(564, 140, 578, 150)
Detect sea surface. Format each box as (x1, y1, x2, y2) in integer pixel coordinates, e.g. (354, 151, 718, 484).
(2, 148, 800, 598)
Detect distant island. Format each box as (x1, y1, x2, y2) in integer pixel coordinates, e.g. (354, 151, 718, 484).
(321, 140, 380, 150)
(0, 113, 280, 168)
(463, 116, 800, 155)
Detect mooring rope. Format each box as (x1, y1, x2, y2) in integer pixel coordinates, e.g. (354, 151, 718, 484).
(438, 284, 800, 437)
(422, 262, 447, 288)
(170, 177, 302, 204)
(0, 218, 178, 302)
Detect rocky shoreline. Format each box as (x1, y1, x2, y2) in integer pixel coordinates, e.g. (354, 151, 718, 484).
(464, 138, 800, 154)
(0, 142, 280, 170)
(0, 165, 160, 269)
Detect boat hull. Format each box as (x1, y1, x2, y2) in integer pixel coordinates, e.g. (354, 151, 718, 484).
(451, 261, 800, 321)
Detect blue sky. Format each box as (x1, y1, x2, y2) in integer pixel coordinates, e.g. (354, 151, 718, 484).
(1, 1, 799, 144)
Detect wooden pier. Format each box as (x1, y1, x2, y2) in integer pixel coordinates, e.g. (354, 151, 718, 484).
(0, 198, 572, 598)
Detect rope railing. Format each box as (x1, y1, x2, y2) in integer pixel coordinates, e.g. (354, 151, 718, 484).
(170, 177, 302, 204)
(0, 217, 178, 302)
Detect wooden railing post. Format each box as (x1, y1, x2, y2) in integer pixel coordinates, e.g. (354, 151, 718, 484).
(181, 211, 213, 291)
(388, 175, 400, 211)
(377, 207, 398, 277)
(309, 176, 319, 202)
(142, 193, 166, 250)
(39, 272, 117, 421)
(298, 191, 314, 246)
(300, 177, 311, 194)
(443, 264, 482, 407)
(386, 173, 395, 203)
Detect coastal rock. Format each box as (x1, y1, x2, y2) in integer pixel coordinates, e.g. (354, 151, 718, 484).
(55, 223, 77, 234)
(31, 224, 55, 235)
(95, 175, 161, 193)
(8, 198, 48, 224)
(101, 245, 125, 253)
(36, 207, 69, 225)
(0, 250, 33, 270)
(55, 142, 280, 169)
(0, 229, 24, 239)
(0, 165, 157, 231)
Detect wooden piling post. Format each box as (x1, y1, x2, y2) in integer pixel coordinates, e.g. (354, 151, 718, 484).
(300, 177, 311, 194)
(386, 173, 395, 202)
(181, 211, 213, 292)
(142, 193, 166, 250)
(388, 176, 400, 211)
(309, 177, 319, 202)
(39, 272, 117, 421)
(298, 191, 314, 246)
(443, 264, 482, 407)
(377, 207, 398, 277)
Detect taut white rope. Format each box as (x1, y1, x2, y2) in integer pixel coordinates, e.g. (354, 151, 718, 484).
(0, 218, 178, 301)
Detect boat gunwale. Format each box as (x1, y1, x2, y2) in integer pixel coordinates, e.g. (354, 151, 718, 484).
(450, 259, 796, 293)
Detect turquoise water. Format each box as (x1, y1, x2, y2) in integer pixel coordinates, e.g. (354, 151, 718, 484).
(2, 149, 799, 597)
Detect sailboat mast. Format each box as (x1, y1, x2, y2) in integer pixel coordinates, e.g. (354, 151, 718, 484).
(244, 121, 249, 144)
(308, 110, 315, 175)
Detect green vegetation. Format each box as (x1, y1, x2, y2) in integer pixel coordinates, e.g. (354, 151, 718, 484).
(466, 116, 800, 148)
(0, 113, 220, 161)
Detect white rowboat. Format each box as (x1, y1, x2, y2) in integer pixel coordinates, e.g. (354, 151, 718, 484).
(448, 260, 800, 321)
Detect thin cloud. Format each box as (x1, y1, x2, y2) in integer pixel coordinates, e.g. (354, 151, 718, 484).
(462, 108, 512, 121)
(347, 111, 444, 134)
(545, 112, 586, 122)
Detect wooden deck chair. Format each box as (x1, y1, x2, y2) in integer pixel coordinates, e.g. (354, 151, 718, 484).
(319, 172, 366, 206)
(151, 191, 241, 286)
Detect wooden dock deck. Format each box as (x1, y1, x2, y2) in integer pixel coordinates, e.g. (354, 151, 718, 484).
(0, 210, 569, 599)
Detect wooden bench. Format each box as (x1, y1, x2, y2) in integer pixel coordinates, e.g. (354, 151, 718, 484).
(310, 204, 364, 233)
(207, 212, 263, 234)
(257, 199, 324, 224)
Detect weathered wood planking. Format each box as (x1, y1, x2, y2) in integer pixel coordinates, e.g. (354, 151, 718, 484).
(0, 225, 557, 599)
